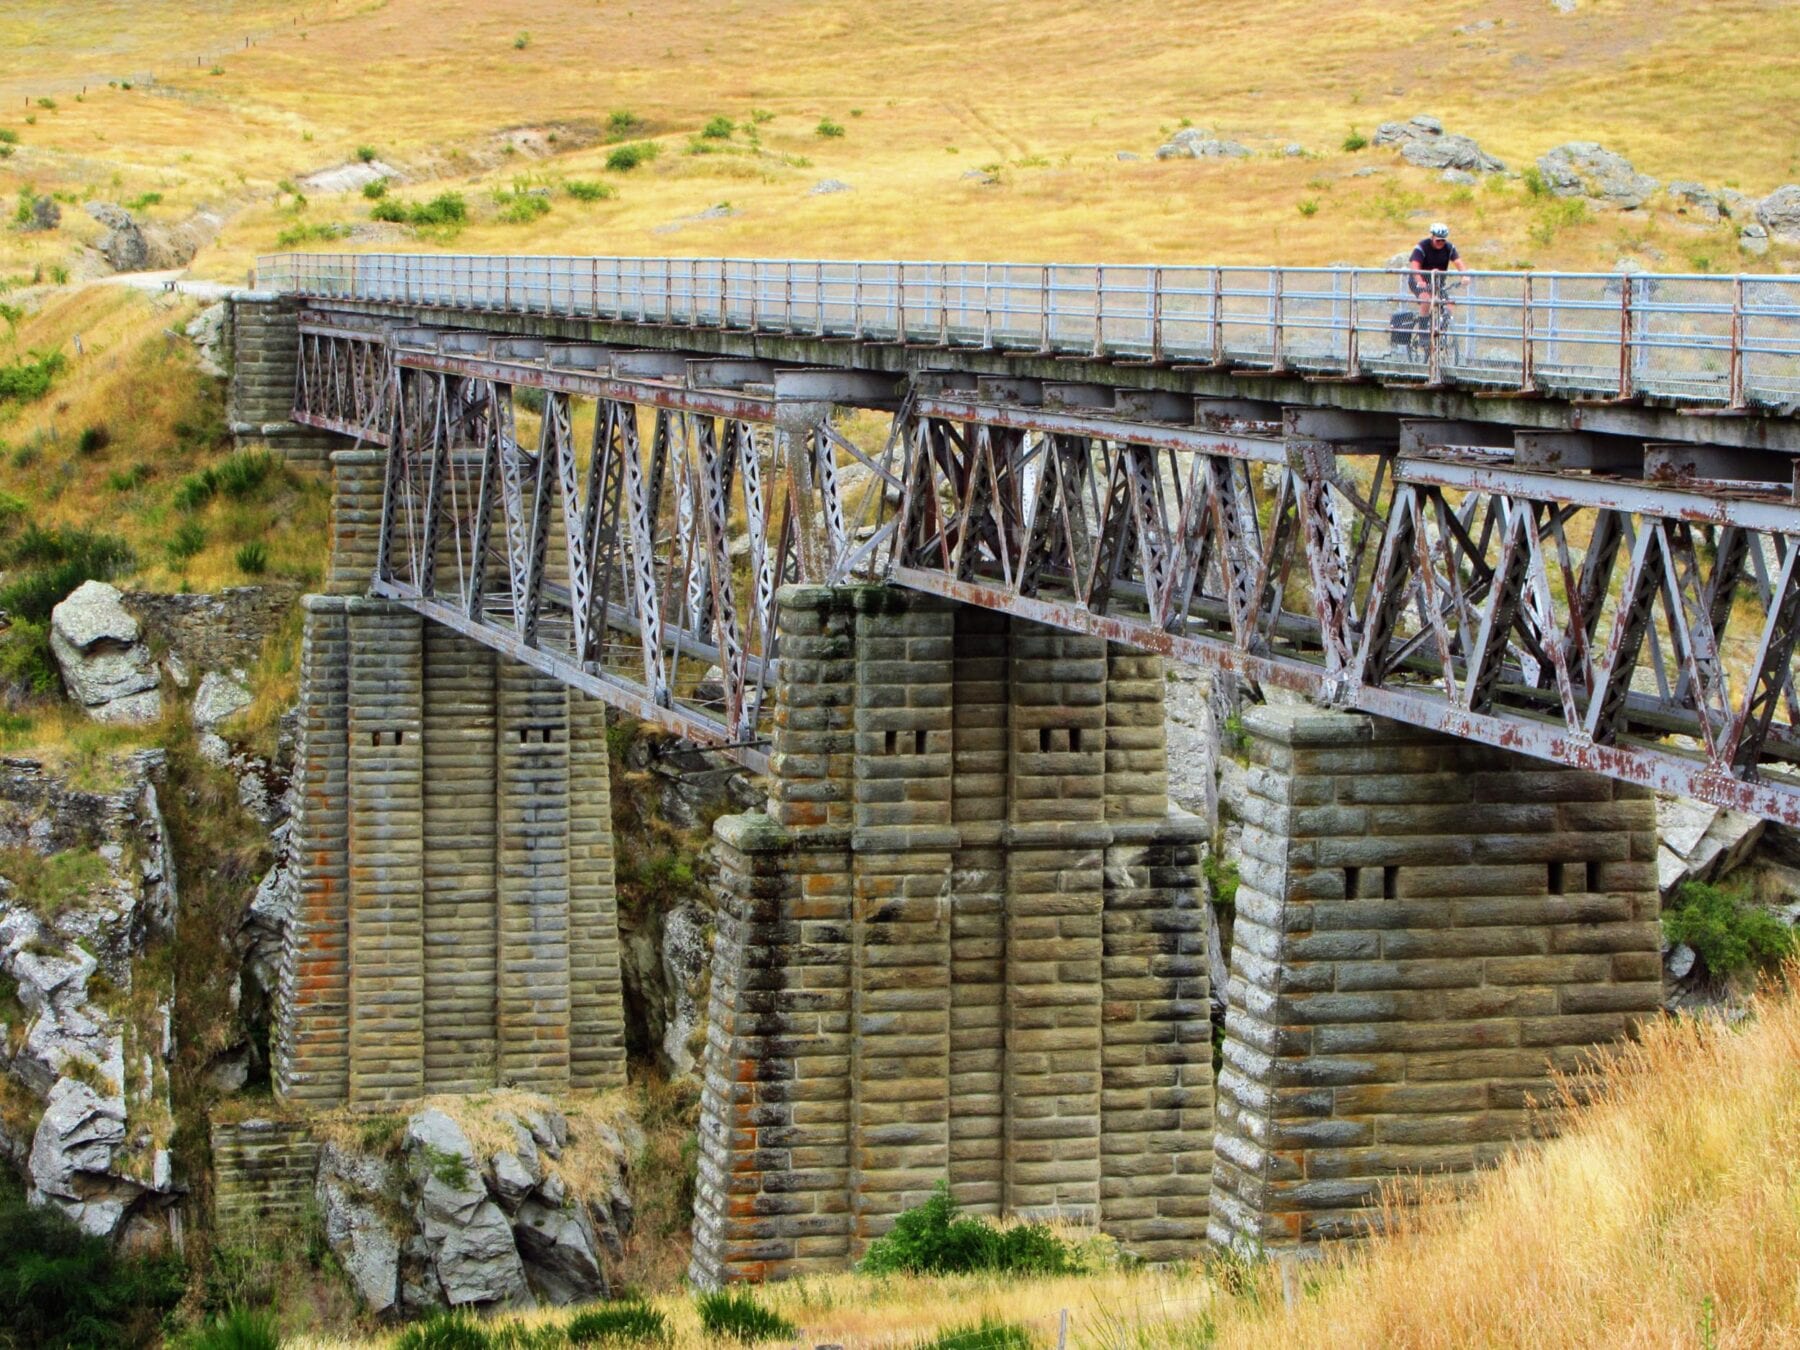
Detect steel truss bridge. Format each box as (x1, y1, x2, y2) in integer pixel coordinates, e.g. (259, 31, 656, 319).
(264, 252, 1800, 824)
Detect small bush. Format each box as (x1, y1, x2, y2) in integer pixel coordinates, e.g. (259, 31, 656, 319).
(107, 464, 151, 492)
(1342, 127, 1368, 152)
(124, 191, 162, 211)
(816, 117, 845, 138)
(181, 1305, 280, 1350)
(215, 450, 277, 499)
(394, 1311, 492, 1350)
(167, 520, 207, 562)
(274, 220, 351, 248)
(0, 619, 57, 697)
(565, 180, 616, 203)
(701, 114, 734, 140)
(0, 131, 16, 146)
(606, 141, 660, 172)
(174, 467, 220, 511)
(513, 30, 531, 49)
(235, 541, 268, 575)
(355, 144, 378, 162)
(0, 1180, 184, 1347)
(369, 198, 407, 223)
(862, 1182, 1079, 1277)
(413, 192, 467, 225)
(917, 1319, 1037, 1350)
(362, 177, 389, 199)
(567, 1301, 670, 1344)
(1663, 880, 1796, 980)
(695, 1289, 797, 1343)
(607, 109, 641, 138)
(0, 524, 133, 622)
(1297, 198, 1320, 217)
(35, 98, 55, 111)
(0, 351, 67, 404)
(1523, 165, 1549, 196)
(495, 191, 552, 224)
(76, 424, 110, 455)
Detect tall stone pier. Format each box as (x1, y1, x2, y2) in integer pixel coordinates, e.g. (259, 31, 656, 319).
(689, 586, 1213, 1286)
(275, 450, 629, 1104)
(1208, 706, 1661, 1252)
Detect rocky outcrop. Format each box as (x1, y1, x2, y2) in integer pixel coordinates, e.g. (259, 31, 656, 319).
(1665, 181, 1722, 223)
(50, 581, 162, 724)
(315, 1096, 638, 1319)
(1373, 115, 1503, 173)
(1656, 797, 1766, 899)
(83, 201, 222, 274)
(0, 754, 179, 1243)
(1535, 142, 1659, 209)
(1756, 185, 1800, 247)
(1155, 128, 1250, 160)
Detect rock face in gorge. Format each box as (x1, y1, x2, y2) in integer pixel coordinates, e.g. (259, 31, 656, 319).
(313, 1096, 639, 1317)
(0, 754, 181, 1244)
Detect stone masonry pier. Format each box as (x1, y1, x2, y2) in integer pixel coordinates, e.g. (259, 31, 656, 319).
(689, 585, 1215, 1285)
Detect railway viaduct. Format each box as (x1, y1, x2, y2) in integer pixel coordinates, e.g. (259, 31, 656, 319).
(229, 254, 1800, 1285)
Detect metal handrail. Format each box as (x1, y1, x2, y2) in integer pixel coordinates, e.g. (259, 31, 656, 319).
(253, 253, 1800, 411)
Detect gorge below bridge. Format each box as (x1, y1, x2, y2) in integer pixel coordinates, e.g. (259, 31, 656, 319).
(231, 253, 1800, 1283)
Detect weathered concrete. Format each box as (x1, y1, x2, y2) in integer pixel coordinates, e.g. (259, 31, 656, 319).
(1208, 706, 1662, 1253)
(212, 1118, 320, 1240)
(226, 295, 341, 464)
(689, 586, 1210, 1286)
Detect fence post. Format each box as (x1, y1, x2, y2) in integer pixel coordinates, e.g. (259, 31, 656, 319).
(1521, 273, 1536, 393)
(1039, 264, 1051, 353)
(1210, 266, 1224, 365)
(1729, 275, 1746, 409)
(1093, 264, 1106, 358)
(1151, 265, 1164, 364)
(1345, 270, 1360, 376)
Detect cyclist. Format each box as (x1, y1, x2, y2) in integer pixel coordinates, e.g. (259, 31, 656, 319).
(1408, 222, 1466, 318)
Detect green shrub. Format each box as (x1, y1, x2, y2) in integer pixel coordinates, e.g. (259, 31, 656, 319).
(167, 520, 207, 562)
(1297, 198, 1320, 217)
(567, 1302, 670, 1344)
(0, 1179, 184, 1348)
(216, 450, 277, 499)
(393, 1311, 492, 1350)
(235, 541, 268, 575)
(174, 467, 220, 511)
(124, 191, 162, 211)
(513, 30, 531, 49)
(0, 351, 66, 404)
(180, 1305, 279, 1350)
(35, 98, 55, 111)
(0, 524, 133, 622)
(1663, 880, 1796, 980)
(496, 191, 552, 224)
(76, 424, 110, 454)
(816, 117, 845, 138)
(565, 180, 616, 203)
(355, 144, 378, 162)
(362, 177, 389, 199)
(0, 131, 16, 146)
(274, 220, 351, 248)
(861, 1182, 1078, 1277)
(1523, 165, 1548, 196)
(370, 198, 407, 223)
(607, 109, 641, 138)
(695, 1289, 796, 1343)
(701, 114, 734, 140)
(0, 619, 61, 697)
(606, 142, 660, 172)
(414, 192, 467, 225)
(917, 1318, 1038, 1350)
(1342, 127, 1367, 152)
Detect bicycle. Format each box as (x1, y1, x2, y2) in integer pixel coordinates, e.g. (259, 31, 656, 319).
(1388, 271, 1467, 372)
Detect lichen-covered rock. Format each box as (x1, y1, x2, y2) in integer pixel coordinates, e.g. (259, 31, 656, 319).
(50, 581, 162, 724)
(1665, 181, 1722, 223)
(1756, 185, 1800, 246)
(192, 671, 253, 730)
(1373, 115, 1503, 173)
(1155, 128, 1250, 160)
(659, 901, 712, 1079)
(0, 754, 179, 1242)
(406, 1109, 529, 1308)
(1535, 142, 1659, 209)
(316, 1141, 405, 1316)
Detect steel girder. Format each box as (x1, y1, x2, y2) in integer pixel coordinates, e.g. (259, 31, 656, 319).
(294, 323, 1800, 820)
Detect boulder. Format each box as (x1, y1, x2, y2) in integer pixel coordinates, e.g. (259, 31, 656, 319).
(810, 179, 852, 195)
(85, 202, 150, 272)
(1442, 168, 1477, 186)
(1664, 181, 1722, 223)
(317, 1142, 404, 1316)
(28, 1079, 138, 1239)
(1155, 128, 1251, 160)
(1755, 185, 1800, 246)
(1719, 188, 1759, 221)
(659, 901, 712, 1078)
(512, 1198, 605, 1305)
(1654, 795, 1765, 897)
(1115, 151, 1140, 162)
(1373, 115, 1503, 173)
(1741, 223, 1771, 256)
(1535, 142, 1659, 209)
(192, 671, 252, 729)
(19, 195, 59, 233)
(50, 581, 162, 724)
(406, 1109, 529, 1308)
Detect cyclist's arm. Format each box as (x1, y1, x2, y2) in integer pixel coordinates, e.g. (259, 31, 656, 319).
(1451, 257, 1468, 273)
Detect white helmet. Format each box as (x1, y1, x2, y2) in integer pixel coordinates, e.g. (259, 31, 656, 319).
(1429, 222, 1451, 239)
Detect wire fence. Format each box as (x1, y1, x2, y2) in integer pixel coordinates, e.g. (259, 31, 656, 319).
(256, 252, 1800, 412)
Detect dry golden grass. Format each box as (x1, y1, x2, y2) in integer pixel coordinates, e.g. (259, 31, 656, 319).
(1, 0, 1797, 284)
(277, 978, 1800, 1348)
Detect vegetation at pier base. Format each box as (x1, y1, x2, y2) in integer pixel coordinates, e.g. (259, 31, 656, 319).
(861, 1183, 1082, 1278)
(693, 1290, 796, 1344)
(1662, 879, 1796, 981)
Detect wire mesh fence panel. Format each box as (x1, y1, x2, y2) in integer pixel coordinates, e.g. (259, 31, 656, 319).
(1097, 264, 1156, 359)
(1218, 267, 1278, 366)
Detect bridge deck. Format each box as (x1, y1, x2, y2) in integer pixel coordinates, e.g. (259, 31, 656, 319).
(258, 252, 1800, 414)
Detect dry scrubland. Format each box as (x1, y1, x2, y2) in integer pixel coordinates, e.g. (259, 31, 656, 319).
(276, 978, 1800, 1348)
(0, 0, 1798, 277)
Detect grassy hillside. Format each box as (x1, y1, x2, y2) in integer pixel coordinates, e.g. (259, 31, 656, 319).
(0, 0, 1798, 284)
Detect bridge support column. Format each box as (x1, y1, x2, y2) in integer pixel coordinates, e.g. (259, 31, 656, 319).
(1208, 705, 1661, 1253)
(225, 294, 341, 465)
(691, 586, 1211, 1286)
